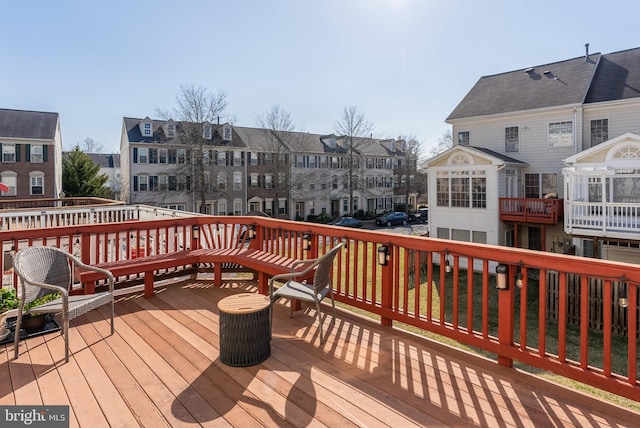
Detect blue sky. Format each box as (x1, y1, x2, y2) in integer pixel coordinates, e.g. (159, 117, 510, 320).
(2, 0, 639, 157)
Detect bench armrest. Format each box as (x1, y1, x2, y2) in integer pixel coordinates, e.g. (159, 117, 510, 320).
(67, 252, 115, 293)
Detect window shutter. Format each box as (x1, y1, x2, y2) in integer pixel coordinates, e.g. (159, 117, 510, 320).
(25, 144, 31, 162)
(133, 176, 139, 191)
(133, 147, 138, 163)
(15, 144, 21, 162)
(43, 146, 48, 162)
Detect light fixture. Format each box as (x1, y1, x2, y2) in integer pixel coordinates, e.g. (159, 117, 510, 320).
(445, 257, 451, 273)
(192, 225, 200, 240)
(619, 282, 629, 308)
(10, 245, 15, 255)
(496, 264, 508, 290)
(248, 225, 256, 239)
(302, 234, 311, 251)
(516, 270, 523, 288)
(378, 245, 389, 266)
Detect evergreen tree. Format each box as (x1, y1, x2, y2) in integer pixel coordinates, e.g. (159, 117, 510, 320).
(62, 147, 111, 198)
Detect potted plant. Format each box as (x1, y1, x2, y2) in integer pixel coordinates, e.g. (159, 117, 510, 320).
(21, 292, 61, 334)
(0, 287, 20, 340)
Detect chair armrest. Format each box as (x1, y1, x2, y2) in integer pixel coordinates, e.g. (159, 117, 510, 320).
(66, 252, 116, 292)
(269, 259, 318, 299)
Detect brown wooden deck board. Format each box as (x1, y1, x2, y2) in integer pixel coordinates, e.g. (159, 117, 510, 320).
(2, 278, 639, 427)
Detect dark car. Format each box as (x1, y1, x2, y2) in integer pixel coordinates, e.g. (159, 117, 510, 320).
(376, 212, 409, 227)
(410, 208, 429, 224)
(332, 217, 363, 228)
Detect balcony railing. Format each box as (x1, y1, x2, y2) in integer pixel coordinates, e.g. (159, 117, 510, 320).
(499, 197, 564, 224)
(1, 213, 639, 402)
(565, 201, 640, 238)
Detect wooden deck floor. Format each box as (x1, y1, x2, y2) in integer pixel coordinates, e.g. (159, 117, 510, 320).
(1, 278, 639, 427)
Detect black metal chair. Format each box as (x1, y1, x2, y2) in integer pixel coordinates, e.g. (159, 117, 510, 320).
(12, 246, 115, 363)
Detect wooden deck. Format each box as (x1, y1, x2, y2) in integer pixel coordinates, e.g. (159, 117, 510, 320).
(1, 278, 639, 427)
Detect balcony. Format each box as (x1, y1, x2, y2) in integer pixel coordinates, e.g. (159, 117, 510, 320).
(1, 207, 640, 423)
(565, 201, 640, 238)
(499, 197, 564, 224)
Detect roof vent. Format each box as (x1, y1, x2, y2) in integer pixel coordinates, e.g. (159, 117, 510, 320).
(585, 43, 590, 62)
(525, 67, 534, 74)
(543, 70, 551, 75)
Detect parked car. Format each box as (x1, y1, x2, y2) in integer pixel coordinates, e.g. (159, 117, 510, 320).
(410, 207, 429, 224)
(376, 212, 409, 227)
(332, 217, 363, 228)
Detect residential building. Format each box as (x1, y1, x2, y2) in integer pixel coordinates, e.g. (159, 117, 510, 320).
(0, 108, 63, 199)
(120, 117, 247, 214)
(121, 117, 420, 220)
(429, 46, 640, 263)
(86, 153, 121, 200)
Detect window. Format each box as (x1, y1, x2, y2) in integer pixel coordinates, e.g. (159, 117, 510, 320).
(138, 148, 148, 163)
(233, 172, 242, 190)
(149, 148, 158, 163)
(279, 199, 286, 215)
(436, 173, 449, 206)
(250, 152, 258, 165)
(142, 122, 152, 136)
(223, 124, 232, 140)
(472, 231, 487, 244)
(217, 172, 226, 190)
(525, 173, 557, 198)
(548, 121, 573, 147)
(458, 131, 469, 146)
(263, 153, 272, 166)
(528, 226, 542, 251)
(436, 228, 450, 239)
(218, 200, 227, 215)
(159, 175, 168, 191)
(161, 204, 185, 211)
(451, 176, 469, 207)
(30, 172, 44, 195)
(168, 149, 177, 164)
(218, 151, 227, 166)
(203, 124, 212, 139)
(590, 119, 608, 147)
(438, 170, 486, 208)
(505, 127, 519, 153)
(149, 176, 158, 191)
(452, 229, 470, 242)
(30, 145, 43, 163)
(138, 175, 148, 191)
(472, 175, 487, 208)
(0, 171, 17, 196)
(167, 123, 175, 138)
(250, 173, 258, 188)
(177, 149, 186, 164)
(2, 144, 16, 162)
(234, 200, 242, 215)
(265, 174, 273, 189)
(233, 151, 242, 166)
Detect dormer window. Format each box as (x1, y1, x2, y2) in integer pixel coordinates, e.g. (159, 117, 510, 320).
(390, 140, 396, 152)
(223, 124, 232, 141)
(203, 124, 212, 140)
(142, 121, 152, 137)
(167, 123, 175, 138)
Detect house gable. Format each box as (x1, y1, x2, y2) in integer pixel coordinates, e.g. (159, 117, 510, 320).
(565, 132, 640, 166)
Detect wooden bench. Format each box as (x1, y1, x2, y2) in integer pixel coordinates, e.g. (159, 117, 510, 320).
(79, 251, 201, 297)
(79, 248, 305, 297)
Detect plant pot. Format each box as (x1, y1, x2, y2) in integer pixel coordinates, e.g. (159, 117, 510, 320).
(22, 314, 48, 334)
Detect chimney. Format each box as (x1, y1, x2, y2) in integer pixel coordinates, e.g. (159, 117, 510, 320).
(584, 43, 590, 62)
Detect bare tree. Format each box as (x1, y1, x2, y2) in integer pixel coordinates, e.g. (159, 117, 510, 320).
(397, 134, 424, 212)
(80, 137, 103, 154)
(335, 106, 373, 216)
(429, 129, 454, 157)
(156, 84, 230, 213)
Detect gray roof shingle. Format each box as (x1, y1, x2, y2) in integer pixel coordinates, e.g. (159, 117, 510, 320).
(446, 54, 600, 121)
(585, 47, 640, 103)
(0, 108, 59, 140)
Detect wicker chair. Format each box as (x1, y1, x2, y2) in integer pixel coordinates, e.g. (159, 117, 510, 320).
(269, 242, 344, 344)
(12, 246, 115, 363)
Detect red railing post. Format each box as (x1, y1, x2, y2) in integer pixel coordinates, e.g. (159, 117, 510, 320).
(497, 264, 514, 368)
(381, 245, 393, 326)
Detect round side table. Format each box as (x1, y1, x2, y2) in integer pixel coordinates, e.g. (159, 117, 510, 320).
(218, 293, 271, 367)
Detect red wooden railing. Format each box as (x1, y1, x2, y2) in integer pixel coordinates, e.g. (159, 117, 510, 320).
(500, 197, 564, 224)
(1, 215, 638, 402)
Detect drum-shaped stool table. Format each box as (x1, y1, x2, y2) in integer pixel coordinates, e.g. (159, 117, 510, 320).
(218, 293, 271, 367)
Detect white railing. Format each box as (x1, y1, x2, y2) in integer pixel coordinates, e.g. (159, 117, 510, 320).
(565, 201, 640, 237)
(0, 204, 196, 231)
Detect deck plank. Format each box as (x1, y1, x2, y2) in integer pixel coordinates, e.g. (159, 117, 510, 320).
(2, 279, 639, 428)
